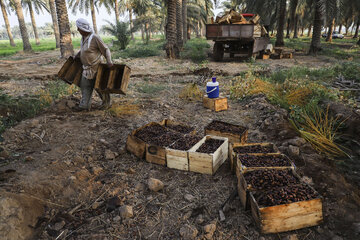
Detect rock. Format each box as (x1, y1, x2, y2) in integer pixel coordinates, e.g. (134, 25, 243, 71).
(301, 176, 314, 185)
(66, 100, 76, 109)
(85, 145, 94, 153)
(279, 130, 288, 137)
(264, 118, 271, 126)
(75, 169, 91, 181)
(195, 214, 204, 224)
(148, 178, 164, 192)
(92, 201, 103, 209)
(288, 145, 300, 157)
(184, 194, 195, 202)
(106, 196, 121, 212)
(282, 234, 298, 240)
(219, 210, 225, 222)
(278, 146, 287, 153)
(113, 216, 121, 222)
(92, 166, 103, 175)
(288, 137, 306, 147)
(29, 119, 40, 128)
(179, 224, 198, 240)
(105, 149, 118, 160)
(25, 156, 34, 161)
(53, 220, 65, 231)
(119, 205, 133, 219)
(0, 149, 10, 158)
(126, 168, 136, 174)
(353, 222, 360, 234)
(134, 183, 145, 192)
(203, 223, 216, 240)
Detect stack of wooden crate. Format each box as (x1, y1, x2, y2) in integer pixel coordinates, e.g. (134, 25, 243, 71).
(231, 143, 323, 234)
(126, 119, 229, 175)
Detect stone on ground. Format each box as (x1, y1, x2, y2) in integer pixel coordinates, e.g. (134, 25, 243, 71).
(148, 178, 164, 192)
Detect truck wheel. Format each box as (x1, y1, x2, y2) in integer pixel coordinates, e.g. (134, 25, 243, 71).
(213, 42, 224, 61)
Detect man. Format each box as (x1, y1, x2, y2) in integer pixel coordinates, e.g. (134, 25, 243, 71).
(75, 18, 113, 110)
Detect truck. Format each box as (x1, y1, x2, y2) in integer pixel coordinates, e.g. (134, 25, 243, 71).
(206, 13, 270, 61)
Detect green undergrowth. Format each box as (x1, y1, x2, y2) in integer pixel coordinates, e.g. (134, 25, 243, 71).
(180, 38, 210, 63)
(112, 38, 165, 59)
(0, 37, 114, 57)
(0, 81, 76, 136)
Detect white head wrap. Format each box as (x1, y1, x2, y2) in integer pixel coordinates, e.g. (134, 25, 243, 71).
(76, 18, 94, 49)
(76, 18, 93, 33)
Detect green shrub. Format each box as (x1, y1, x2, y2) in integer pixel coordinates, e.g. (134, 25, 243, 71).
(181, 38, 210, 63)
(112, 39, 164, 58)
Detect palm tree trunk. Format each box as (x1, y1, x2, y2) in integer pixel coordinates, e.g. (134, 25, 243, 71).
(28, 3, 40, 45)
(0, 0, 16, 46)
(309, 0, 322, 55)
(166, 0, 178, 59)
(307, 25, 312, 37)
(13, 0, 31, 51)
(129, 8, 134, 40)
(145, 22, 150, 43)
(290, 0, 298, 37)
(326, 18, 335, 42)
(176, 0, 183, 48)
(55, 0, 74, 58)
(182, 0, 187, 44)
(301, 26, 304, 36)
(49, 0, 60, 48)
(286, 18, 291, 38)
(276, 0, 286, 47)
(114, 0, 119, 23)
(90, 0, 98, 34)
(141, 26, 144, 41)
(354, 18, 360, 38)
(293, 14, 299, 38)
(338, 24, 342, 34)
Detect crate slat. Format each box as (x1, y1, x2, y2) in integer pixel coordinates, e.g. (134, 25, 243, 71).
(166, 149, 189, 171)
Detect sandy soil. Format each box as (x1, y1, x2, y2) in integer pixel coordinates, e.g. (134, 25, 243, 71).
(0, 51, 359, 240)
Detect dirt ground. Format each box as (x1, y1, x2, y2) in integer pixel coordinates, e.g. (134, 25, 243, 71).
(0, 50, 359, 240)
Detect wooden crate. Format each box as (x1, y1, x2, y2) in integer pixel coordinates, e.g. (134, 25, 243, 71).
(230, 142, 280, 174)
(125, 122, 161, 159)
(159, 119, 196, 135)
(188, 136, 228, 175)
(249, 185, 323, 233)
(204, 120, 248, 144)
(146, 143, 167, 166)
(166, 148, 189, 171)
(236, 153, 295, 177)
(237, 168, 301, 209)
(203, 96, 228, 112)
(95, 64, 131, 95)
(57, 56, 82, 86)
(282, 52, 293, 59)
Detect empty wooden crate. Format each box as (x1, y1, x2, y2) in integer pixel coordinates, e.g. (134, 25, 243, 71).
(58, 56, 82, 86)
(188, 135, 228, 175)
(203, 96, 228, 112)
(95, 64, 131, 94)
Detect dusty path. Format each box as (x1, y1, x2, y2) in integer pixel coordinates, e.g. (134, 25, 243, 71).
(0, 51, 359, 240)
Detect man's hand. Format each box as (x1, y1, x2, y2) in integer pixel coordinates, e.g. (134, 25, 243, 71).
(107, 63, 114, 68)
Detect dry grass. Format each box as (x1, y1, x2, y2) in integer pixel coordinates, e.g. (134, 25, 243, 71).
(285, 87, 313, 106)
(291, 106, 348, 158)
(179, 83, 203, 101)
(108, 101, 141, 117)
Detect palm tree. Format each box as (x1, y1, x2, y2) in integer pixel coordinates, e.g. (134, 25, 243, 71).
(176, 0, 183, 47)
(275, 0, 286, 47)
(166, 0, 178, 58)
(22, 0, 48, 45)
(0, 0, 16, 46)
(48, 0, 60, 48)
(325, 0, 341, 42)
(68, 0, 100, 34)
(55, 0, 73, 58)
(309, 0, 323, 55)
(11, 0, 32, 51)
(182, 0, 187, 43)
